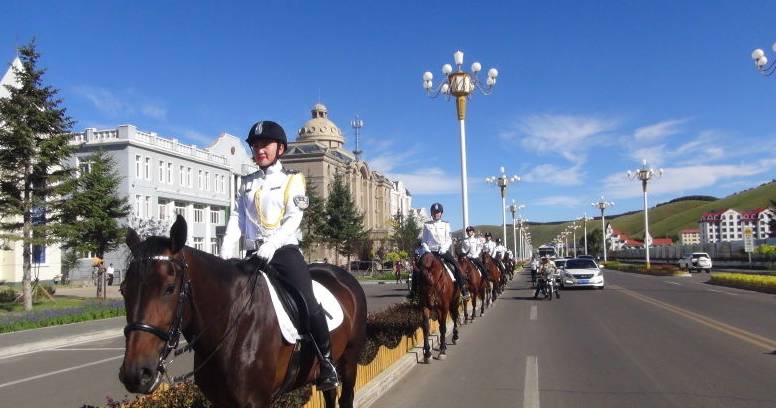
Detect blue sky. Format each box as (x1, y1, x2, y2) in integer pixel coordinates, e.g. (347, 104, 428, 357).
(3, 1, 776, 229)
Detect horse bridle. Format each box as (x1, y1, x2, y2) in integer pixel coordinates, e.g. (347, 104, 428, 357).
(123, 254, 191, 383)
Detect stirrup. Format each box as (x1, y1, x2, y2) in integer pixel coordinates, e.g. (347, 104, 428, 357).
(316, 357, 340, 391)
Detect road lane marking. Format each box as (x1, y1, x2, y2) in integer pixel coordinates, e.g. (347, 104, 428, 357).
(530, 305, 537, 320)
(611, 285, 776, 351)
(53, 347, 125, 351)
(523, 356, 539, 408)
(0, 329, 123, 360)
(665, 281, 680, 286)
(0, 355, 123, 389)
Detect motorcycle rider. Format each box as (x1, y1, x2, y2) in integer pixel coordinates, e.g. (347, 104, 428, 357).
(534, 256, 558, 299)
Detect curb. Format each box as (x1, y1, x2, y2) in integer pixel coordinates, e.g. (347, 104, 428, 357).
(354, 338, 440, 408)
(0, 329, 123, 360)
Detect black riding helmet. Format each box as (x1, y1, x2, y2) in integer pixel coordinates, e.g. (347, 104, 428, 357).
(246, 120, 288, 152)
(430, 202, 443, 214)
(465, 226, 475, 233)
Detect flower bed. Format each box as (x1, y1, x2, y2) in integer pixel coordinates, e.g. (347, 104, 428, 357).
(604, 261, 683, 276)
(0, 299, 124, 333)
(708, 272, 776, 294)
(87, 302, 434, 408)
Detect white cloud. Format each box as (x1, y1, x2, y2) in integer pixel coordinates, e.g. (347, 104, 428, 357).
(72, 85, 167, 120)
(604, 159, 776, 199)
(633, 118, 687, 141)
(385, 167, 460, 195)
(522, 163, 585, 186)
(501, 114, 617, 165)
(532, 195, 582, 208)
(629, 130, 728, 167)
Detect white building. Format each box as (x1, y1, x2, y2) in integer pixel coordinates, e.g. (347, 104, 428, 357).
(699, 208, 774, 244)
(389, 180, 412, 218)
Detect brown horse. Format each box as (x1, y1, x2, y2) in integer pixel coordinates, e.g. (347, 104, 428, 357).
(481, 252, 502, 305)
(456, 256, 485, 323)
(417, 252, 461, 364)
(118, 216, 367, 408)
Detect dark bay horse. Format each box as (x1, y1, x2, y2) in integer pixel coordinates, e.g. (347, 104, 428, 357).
(119, 216, 367, 408)
(456, 255, 485, 322)
(417, 252, 461, 364)
(481, 252, 502, 305)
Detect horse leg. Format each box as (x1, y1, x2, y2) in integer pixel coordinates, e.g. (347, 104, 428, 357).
(451, 301, 460, 344)
(422, 308, 432, 364)
(437, 307, 448, 359)
(470, 289, 476, 321)
(336, 350, 360, 408)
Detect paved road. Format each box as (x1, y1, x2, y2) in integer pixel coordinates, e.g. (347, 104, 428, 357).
(373, 269, 776, 408)
(0, 281, 408, 408)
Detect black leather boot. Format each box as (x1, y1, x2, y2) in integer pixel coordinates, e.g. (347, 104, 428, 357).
(310, 304, 339, 391)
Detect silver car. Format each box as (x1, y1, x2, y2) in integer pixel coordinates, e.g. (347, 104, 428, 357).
(678, 252, 712, 273)
(561, 258, 605, 289)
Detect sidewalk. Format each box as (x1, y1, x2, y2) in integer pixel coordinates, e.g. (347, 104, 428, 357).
(55, 285, 122, 299)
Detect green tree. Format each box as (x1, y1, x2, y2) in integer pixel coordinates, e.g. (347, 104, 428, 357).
(299, 178, 326, 260)
(586, 229, 604, 258)
(322, 172, 365, 267)
(0, 42, 75, 310)
(390, 210, 422, 254)
(57, 151, 130, 296)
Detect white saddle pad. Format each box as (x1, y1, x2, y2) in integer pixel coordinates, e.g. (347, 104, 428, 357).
(442, 263, 456, 282)
(261, 274, 344, 344)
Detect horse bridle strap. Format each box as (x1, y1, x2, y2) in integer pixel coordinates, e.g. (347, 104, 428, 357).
(124, 322, 171, 342)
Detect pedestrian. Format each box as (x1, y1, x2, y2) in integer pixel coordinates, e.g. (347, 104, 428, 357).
(106, 263, 115, 286)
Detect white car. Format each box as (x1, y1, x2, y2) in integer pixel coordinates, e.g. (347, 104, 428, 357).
(678, 252, 712, 273)
(561, 258, 605, 289)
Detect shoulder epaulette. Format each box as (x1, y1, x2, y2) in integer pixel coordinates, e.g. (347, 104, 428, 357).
(425, 220, 434, 224)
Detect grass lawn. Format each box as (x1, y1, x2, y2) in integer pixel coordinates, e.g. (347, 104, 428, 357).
(0, 296, 86, 314)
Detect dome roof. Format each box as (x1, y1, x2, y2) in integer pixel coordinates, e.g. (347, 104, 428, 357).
(297, 103, 344, 147)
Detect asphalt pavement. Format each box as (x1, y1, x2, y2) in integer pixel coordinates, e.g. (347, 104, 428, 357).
(372, 269, 776, 408)
(0, 280, 409, 408)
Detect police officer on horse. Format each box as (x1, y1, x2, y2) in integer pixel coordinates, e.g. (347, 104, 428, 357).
(220, 120, 339, 391)
(461, 226, 489, 280)
(420, 203, 470, 300)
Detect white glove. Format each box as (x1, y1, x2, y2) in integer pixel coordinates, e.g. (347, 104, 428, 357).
(256, 241, 280, 263)
(422, 243, 430, 252)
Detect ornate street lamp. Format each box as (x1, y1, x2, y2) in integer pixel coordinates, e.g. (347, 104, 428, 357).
(577, 213, 592, 255)
(487, 167, 520, 245)
(570, 224, 580, 258)
(751, 45, 776, 75)
(423, 50, 499, 228)
(627, 159, 663, 269)
(509, 200, 525, 259)
(593, 196, 615, 263)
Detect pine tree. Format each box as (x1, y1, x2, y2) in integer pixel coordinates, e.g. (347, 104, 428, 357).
(391, 210, 422, 254)
(299, 178, 326, 260)
(57, 151, 130, 296)
(323, 172, 365, 267)
(0, 41, 75, 310)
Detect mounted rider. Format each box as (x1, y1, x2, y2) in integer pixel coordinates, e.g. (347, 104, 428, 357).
(419, 203, 470, 300)
(482, 232, 496, 256)
(219, 120, 339, 391)
(461, 226, 489, 280)
(493, 237, 508, 276)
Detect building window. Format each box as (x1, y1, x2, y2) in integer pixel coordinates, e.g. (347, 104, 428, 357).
(144, 157, 151, 180)
(198, 170, 203, 190)
(145, 196, 151, 218)
(221, 175, 226, 193)
(158, 161, 164, 183)
(159, 199, 169, 220)
(210, 209, 220, 225)
(210, 238, 218, 254)
(174, 203, 186, 217)
(180, 166, 185, 185)
(205, 171, 210, 191)
(194, 207, 204, 223)
(135, 195, 142, 217)
(187, 167, 192, 187)
(33, 245, 46, 264)
(193, 237, 204, 251)
(135, 155, 142, 178)
(167, 163, 172, 184)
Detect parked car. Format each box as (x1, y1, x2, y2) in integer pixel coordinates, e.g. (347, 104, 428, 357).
(678, 253, 712, 273)
(561, 258, 605, 289)
(349, 260, 382, 273)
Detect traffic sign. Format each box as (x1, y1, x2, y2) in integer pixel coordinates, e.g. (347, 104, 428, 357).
(743, 227, 754, 253)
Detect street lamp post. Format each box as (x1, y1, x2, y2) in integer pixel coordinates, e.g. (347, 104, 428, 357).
(487, 167, 520, 245)
(509, 200, 525, 260)
(571, 224, 579, 258)
(627, 160, 663, 269)
(593, 196, 615, 263)
(751, 44, 776, 75)
(578, 213, 591, 255)
(423, 51, 499, 229)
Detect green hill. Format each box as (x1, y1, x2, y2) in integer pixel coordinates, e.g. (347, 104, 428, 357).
(460, 180, 776, 250)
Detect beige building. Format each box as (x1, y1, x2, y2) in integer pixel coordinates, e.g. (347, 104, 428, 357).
(283, 103, 411, 262)
(680, 228, 701, 245)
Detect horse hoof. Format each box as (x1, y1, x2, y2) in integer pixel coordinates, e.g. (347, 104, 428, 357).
(437, 353, 447, 360)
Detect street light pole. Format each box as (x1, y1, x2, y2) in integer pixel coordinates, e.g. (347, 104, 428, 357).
(627, 160, 663, 269)
(578, 213, 590, 255)
(509, 200, 525, 260)
(423, 51, 499, 229)
(593, 196, 614, 263)
(487, 167, 520, 245)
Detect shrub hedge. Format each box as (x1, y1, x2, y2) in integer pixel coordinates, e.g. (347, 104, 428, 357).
(0, 299, 124, 333)
(90, 302, 426, 408)
(709, 272, 776, 294)
(604, 261, 682, 276)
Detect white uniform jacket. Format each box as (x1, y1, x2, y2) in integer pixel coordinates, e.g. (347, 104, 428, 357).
(421, 219, 451, 254)
(494, 244, 506, 258)
(482, 240, 496, 255)
(461, 235, 481, 258)
(220, 160, 307, 260)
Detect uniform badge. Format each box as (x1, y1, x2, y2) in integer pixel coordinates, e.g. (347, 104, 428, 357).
(293, 195, 309, 209)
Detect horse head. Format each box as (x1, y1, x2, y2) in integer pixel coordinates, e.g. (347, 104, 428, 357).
(119, 215, 189, 394)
